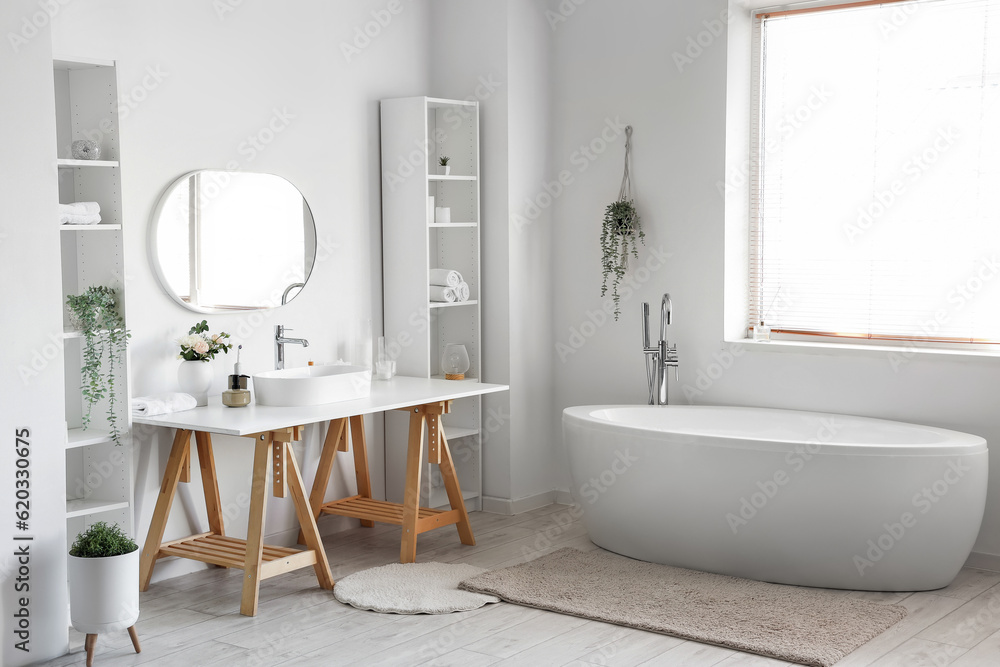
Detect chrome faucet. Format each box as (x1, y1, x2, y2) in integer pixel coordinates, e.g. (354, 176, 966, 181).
(281, 282, 305, 306)
(642, 293, 678, 405)
(274, 324, 309, 370)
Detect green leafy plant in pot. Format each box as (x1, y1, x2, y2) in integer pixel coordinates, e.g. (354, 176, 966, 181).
(68, 521, 141, 663)
(600, 126, 645, 320)
(66, 286, 130, 445)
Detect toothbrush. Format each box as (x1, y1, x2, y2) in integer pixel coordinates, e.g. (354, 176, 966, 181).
(234, 344, 243, 376)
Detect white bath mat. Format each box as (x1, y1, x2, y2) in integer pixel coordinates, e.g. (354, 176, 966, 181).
(334, 562, 500, 614)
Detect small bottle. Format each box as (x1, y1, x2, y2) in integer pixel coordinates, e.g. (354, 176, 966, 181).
(223, 345, 251, 407)
(222, 374, 251, 407)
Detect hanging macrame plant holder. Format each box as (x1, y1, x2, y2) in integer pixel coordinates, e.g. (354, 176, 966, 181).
(601, 125, 645, 320)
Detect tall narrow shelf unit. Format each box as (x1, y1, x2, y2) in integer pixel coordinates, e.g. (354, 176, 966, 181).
(381, 97, 483, 510)
(54, 56, 134, 542)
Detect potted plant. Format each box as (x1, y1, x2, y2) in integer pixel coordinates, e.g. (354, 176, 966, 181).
(600, 126, 646, 320)
(176, 320, 233, 406)
(68, 521, 141, 664)
(66, 286, 130, 445)
(438, 155, 451, 175)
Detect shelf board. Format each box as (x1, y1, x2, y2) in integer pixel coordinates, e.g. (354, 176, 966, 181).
(428, 488, 479, 509)
(57, 159, 119, 168)
(443, 426, 479, 440)
(54, 55, 115, 70)
(66, 498, 129, 519)
(60, 224, 121, 231)
(62, 329, 83, 339)
(428, 175, 477, 181)
(66, 427, 113, 449)
(429, 300, 478, 309)
(429, 222, 478, 228)
(426, 97, 477, 109)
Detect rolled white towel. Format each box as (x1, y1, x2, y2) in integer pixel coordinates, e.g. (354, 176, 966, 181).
(59, 201, 100, 216)
(132, 392, 198, 417)
(60, 213, 101, 225)
(455, 282, 470, 302)
(430, 285, 457, 303)
(430, 269, 462, 287)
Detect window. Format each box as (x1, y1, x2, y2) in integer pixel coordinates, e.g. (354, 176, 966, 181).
(749, 0, 1000, 344)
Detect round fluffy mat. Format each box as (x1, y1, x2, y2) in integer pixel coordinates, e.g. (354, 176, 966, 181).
(333, 562, 501, 614)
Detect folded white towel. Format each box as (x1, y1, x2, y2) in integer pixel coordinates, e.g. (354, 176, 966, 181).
(60, 213, 101, 225)
(455, 282, 470, 302)
(430, 269, 462, 287)
(132, 392, 198, 417)
(430, 285, 457, 302)
(59, 202, 100, 216)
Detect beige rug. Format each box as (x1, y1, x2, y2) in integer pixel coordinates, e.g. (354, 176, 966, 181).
(459, 547, 907, 667)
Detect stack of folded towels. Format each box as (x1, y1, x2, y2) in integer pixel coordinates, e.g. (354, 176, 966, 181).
(430, 269, 471, 303)
(59, 201, 101, 225)
(132, 392, 198, 417)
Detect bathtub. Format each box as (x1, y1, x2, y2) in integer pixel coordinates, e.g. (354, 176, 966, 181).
(563, 405, 988, 591)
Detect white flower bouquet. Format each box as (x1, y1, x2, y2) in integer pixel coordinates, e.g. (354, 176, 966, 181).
(177, 320, 233, 362)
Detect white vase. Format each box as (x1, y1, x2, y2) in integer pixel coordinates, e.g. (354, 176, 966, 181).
(68, 549, 140, 634)
(440, 165, 451, 175)
(177, 360, 213, 406)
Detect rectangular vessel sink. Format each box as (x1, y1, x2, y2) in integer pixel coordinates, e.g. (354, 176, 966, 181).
(253, 364, 371, 407)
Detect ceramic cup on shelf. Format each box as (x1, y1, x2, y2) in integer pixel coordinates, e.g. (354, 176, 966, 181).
(177, 360, 213, 406)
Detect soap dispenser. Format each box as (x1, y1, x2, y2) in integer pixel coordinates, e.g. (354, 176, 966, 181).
(222, 345, 251, 408)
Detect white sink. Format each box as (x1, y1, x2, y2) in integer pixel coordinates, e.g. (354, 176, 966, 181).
(253, 364, 371, 407)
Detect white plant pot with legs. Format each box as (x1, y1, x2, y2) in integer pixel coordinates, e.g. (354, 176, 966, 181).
(68, 549, 140, 634)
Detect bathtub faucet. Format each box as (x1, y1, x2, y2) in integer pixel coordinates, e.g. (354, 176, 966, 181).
(642, 294, 678, 405)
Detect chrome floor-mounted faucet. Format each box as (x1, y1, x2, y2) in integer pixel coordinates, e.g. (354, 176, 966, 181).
(642, 293, 678, 405)
(274, 324, 309, 370)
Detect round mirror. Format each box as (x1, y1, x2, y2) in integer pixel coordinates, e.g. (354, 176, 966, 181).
(150, 171, 317, 312)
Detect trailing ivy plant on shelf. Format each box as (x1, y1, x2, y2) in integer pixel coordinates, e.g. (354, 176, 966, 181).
(66, 285, 130, 445)
(600, 125, 645, 321)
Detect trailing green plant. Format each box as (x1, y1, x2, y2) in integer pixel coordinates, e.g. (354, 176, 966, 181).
(438, 155, 451, 166)
(69, 521, 137, 558)
(600, 126, 645, 320)
(66, 286, 130, 445)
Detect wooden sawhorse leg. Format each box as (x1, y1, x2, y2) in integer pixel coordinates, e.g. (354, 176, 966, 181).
(399, 402, 476, 563)
(140, 429, 191, 591)
(297, 416, 375, 544)
(140, 430, 227, 589)
(241, 428, 334, 616)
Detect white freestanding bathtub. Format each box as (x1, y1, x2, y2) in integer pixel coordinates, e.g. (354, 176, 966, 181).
(564, 405, 988, 591)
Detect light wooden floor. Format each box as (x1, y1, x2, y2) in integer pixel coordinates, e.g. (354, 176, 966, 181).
(41, 504, 1000, 667)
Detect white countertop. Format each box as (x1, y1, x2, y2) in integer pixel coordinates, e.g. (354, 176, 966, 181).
(132, 376, 509, 436)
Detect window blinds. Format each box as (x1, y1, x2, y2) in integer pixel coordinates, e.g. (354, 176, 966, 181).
(749, 0, 1000, 343)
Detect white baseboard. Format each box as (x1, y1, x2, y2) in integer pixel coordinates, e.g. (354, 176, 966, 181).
(482, 490, 570, 515)
(965, 551, 1000, 572)
(555, 489, 574, 505)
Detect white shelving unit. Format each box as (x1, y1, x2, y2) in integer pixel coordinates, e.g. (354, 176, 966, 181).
(54, 55, 134, 542)
(381, 96, 484, 510)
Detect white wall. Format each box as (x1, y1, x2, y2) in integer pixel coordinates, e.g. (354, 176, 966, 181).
(430, 0, 558, 509)
(0, 1, 69, 663)
(50, 0, 432, 581)
(547, 0, 1000, 560)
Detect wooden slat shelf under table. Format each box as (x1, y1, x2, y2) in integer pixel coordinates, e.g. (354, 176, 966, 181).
(321, 495, 462, 533)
